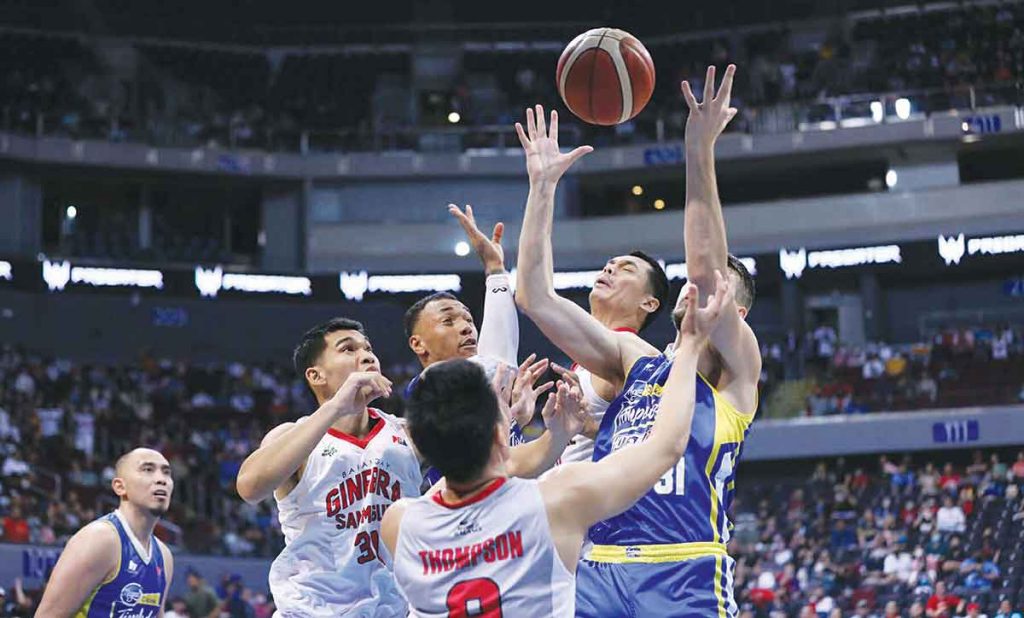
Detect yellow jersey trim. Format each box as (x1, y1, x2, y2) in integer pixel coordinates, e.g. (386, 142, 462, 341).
(586, 541, 727, 564)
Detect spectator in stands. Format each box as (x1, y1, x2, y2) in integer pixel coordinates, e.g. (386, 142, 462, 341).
(994, 600, 1024, 618)
(165, 598, 189, 618)
(939, 464, 962, 493)
(959, 602, 987, 618)
(960, 551, 1000, 591)
(920, 463, 940, 496)
(185, 569, 220, 618)
(2, 506, 30, 543)
(1012, 452, 1024, 480)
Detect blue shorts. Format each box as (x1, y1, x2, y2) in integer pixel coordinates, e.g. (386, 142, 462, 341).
(575, 554, 737, 618)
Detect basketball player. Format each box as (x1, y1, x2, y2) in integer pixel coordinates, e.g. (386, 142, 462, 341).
(237, 318, 580, 617)
(513, 106, 669, 465)
(405, 204, 546, 452)
(516, 64, 761, 617)
(36, 447, 174, 617)
(381, 277, 730, 616)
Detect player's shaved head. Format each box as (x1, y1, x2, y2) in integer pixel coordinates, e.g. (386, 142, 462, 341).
(114, 447, 167, 477)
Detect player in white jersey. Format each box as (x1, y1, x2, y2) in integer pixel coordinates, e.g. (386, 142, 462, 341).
(381, 277, 732, 617)
(237, 317, 417, 617)
(238, 318, 583, 617)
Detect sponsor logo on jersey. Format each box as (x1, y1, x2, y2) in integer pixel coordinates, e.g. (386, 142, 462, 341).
(391, 435, 407, 446)
(324, 465, 403, 529)
(321, 445, 338, 458)
(418, 530, 524, 575)
(119, 583, 143, 606)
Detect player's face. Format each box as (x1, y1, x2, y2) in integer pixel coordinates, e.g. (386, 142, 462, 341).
(114, 450, 173, 516)
(316, 329, 380, 395)
(589, 255, 653, 313)
(671, 269, 746, 331)
(411, 299, 478, 365)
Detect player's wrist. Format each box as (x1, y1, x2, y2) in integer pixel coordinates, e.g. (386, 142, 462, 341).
(484, 263, 507, 276)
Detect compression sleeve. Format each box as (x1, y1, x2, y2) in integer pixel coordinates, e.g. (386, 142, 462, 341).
(476, 272, 519, 367)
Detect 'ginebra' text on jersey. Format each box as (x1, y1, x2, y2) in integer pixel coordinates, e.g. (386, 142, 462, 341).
(324, 460, 404, 529)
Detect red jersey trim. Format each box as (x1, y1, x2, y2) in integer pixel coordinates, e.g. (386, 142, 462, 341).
(327, 409, 384, 449)
(432, 477, 507, 509)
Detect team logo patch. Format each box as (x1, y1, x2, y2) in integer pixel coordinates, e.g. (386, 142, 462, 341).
(119, 582, 143, 606)
(321, 445, 338, 458)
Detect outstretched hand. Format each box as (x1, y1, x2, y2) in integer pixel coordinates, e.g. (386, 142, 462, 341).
(449, 204, 505, 274)
(681, 64, 738, 152)
(515, 104, 593, 188)
(542, 364, 588, 439)
(678, 270, 735, 345)
(508, 354, 554, 428)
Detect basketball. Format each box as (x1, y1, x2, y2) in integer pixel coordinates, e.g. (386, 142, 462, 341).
(556, 28, 655, 126)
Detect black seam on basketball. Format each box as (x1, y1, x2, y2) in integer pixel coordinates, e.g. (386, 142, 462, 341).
(588, 28, 609, 124)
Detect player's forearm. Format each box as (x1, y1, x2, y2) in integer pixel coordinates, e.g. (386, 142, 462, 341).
(477, 272, 519, 367)
(514, 182, 558, 310)
(237, 405, 337, 503)
(684, 145, 729, 297)
(507, 430, 566, 478)
(645, 342, 701, 467)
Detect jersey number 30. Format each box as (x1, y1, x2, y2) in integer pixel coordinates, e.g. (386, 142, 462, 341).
(447, 578, 502, 617)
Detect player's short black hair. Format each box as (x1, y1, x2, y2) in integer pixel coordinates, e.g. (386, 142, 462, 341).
(630, 250, 670, 331)
(404, 292, 460, 339)
(406, 359, 500, 484)
(727, 254, 756, 311)
(292, 317, 366, 379)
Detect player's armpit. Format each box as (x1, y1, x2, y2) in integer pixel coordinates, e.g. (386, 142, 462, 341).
(708, 304, 761, 415)
(35, 522, 121, 617)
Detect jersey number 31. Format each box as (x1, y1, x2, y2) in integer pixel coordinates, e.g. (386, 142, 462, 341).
(653, 458, 686, 496)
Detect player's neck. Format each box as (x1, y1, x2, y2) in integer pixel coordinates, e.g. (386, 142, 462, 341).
(330, 407, 372, 438)
(590, 303, 641, 333)
(443, 465, 506, 503)
(116, 503, 158, 552)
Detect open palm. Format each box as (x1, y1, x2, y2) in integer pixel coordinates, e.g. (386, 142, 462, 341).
(515, 104, 593, 186)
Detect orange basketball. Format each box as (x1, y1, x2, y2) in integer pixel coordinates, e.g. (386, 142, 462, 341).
(556, 28, 655, 126)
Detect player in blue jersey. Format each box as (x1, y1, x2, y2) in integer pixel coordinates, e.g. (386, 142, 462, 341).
(515, 65, 761, 618)
(37, 447, 174, 618)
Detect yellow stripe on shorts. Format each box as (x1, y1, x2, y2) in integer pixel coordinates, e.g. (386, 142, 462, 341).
(586, 541, 728, 564)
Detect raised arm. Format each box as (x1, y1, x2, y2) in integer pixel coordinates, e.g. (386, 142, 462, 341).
(449, 204, 519, 367)
(513, 105, 631, 384)
(36, 522, 121, 617)
(236, 372, 392, 503)
(541, 277, 730, 539)
(681, 65, 761, 410)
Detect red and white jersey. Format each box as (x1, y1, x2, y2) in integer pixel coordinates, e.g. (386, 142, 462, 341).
(561, 364, 612, 464)
(393, 477, 575, 617)
(270, 409, 422, 618)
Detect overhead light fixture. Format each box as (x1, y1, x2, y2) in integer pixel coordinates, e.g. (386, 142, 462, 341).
(631, 185, 643, 196)
(66, 205, 77, 219)
(653, 199, 666, 210)
(885, 170, 898, 188)
(894, 98, 911, 120)
(454, 241, 470, 256)
(447, 112, 461, 124)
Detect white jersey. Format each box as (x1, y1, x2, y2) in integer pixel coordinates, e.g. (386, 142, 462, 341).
(270, 409, 422, 618)
(393, 477, 575, 617)
(560, 364, 612, 464)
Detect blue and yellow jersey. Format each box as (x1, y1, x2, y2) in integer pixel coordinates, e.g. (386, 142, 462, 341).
(76, 512, 167, 618)
(588, 354, 755, 550)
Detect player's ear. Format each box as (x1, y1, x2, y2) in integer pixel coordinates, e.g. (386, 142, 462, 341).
(737, 306, 748, 320)
(408, 335, 427, 357)
(305, 366, 325, 387)
(640, 295, 660, 317)
(111, 476, 127, 499)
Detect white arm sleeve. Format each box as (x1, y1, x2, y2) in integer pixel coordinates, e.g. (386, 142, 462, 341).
(477, 272, 519, 367)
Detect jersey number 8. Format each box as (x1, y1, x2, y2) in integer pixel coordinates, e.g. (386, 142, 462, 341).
(447, 577, 502, 617)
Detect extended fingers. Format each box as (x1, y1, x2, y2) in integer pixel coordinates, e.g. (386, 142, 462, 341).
(681, 80, 698, 111)
(535, 104, 547, 137)
(704, 65, 715, 104)
(717, 64, 736, 104)
(514, 122, 530, 149)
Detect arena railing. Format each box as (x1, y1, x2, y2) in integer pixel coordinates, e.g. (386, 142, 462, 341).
(3, 82, 1019, 154)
